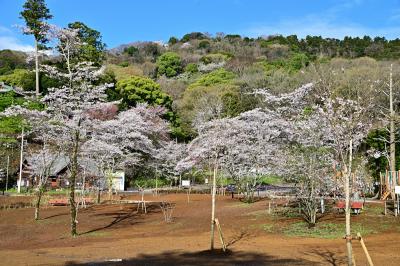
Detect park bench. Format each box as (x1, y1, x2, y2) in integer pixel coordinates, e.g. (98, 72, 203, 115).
(335, 201, 363, 214)
(48, 198, 93, 206)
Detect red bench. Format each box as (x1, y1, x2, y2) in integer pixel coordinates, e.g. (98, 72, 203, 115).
(351, 202, 363, 214)
(48, 198, 93, 206)
(335, 201, 363, 214)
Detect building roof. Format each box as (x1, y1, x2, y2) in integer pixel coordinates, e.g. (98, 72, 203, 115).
(26, 154, 103, 177)
(0, 82, 26, 96)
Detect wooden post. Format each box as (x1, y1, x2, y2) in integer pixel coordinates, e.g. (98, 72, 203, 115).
(357, 233, 374, 266)
(18, 127, 24, 194)
(214, 218, 226, 252)
(210, 162, 217, 250)
(5, 155, 9, 192)
(384, 200, 387, 216)
(380, 172, 382, 198)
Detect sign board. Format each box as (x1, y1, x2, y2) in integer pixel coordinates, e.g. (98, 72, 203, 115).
(395, 186, 400, 194)
(182, 180, 190, 188)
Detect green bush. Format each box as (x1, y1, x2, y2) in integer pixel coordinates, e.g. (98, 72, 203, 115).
(118, 61, 129, 67)
(288, 53, 309, 71)
(184, 63, 198, 74)
(123, 46, 139, 56)
(156, 52, 182, 77)
(200, 53, 230, 65)
(131, 178, 169, 188)
(168, 37, 178, 45)
(116, 76, 172, 109)
(0, 69, 35, 91)
(198, 40, 210, 49)
(189, 68, 235, 88)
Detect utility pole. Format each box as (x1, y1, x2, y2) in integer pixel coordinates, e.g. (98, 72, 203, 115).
(18, 127, 24, 193)
(345, 139, 354, 266)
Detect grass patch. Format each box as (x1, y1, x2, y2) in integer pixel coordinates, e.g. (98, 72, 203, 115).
(259, 175, 282, 185)
(363, 205, 384, 216)
(228, 202, 254, 208)
(246, 210, 269, 218)
(85, 231, 110, 237)
(283, 221, 376, 239)
(262, 224, 274, 233)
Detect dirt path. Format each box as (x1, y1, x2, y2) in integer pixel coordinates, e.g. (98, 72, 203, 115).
(1, 193, 399, 265)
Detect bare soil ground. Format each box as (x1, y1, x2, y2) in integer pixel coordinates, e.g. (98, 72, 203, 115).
(1, 193, 400, 265)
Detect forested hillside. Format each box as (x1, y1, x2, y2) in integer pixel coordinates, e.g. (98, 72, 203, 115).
(1, 28, 400, 178)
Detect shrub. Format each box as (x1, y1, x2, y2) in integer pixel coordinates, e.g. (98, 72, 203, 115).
(181, 32, 207, 42)
(118, 61, 129, 67)
(123, 46, 139, 56)
(168, 37, 178, 45)
(156, 52, 182, 77)
(115, 76, 172, 109)
(189, 68, 235, 88)
(184, 63, 198, 74)
(200, 53, 230, 65)
(198, 40, 210, 50)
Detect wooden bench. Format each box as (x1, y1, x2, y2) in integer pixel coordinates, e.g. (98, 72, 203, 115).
(335, 201, 363, 214)
(48, 198, 93, 206)
(351, 201, 363, 214)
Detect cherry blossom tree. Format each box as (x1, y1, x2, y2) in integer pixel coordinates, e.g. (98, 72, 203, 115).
(4, 26, 111, 236)
(27, 146, 61, 220)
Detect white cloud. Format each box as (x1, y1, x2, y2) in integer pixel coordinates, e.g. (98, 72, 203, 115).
(240, 1, 399, 40)
(0, 24, 34, 52)
(241, 15, 400, 40)
(0, 36, 34, 52)
(0, 25, 12, 34)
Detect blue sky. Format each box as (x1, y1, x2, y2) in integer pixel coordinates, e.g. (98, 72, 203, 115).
(0, 0, 399, 51)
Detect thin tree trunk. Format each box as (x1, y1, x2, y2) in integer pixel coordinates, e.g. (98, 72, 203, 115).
(97, 186, 101, 204)
(345, 139, 353, 266)
(35, 187, 43, 220)
(210, 162, 217, 250)
(389, 64, 396, 214)
(18, 127, 24, 194)
(70, 128, 80, 237)
(35, 39, 40, 98)
(390, 63, 395, 174)
(6, 155, 9, 192)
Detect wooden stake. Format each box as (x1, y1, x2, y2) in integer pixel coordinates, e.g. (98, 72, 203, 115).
(214, 218, 226, 252)
(18, 127, 24, 193)
(210, 163, 217, 250)
(357, 233, 374, 266)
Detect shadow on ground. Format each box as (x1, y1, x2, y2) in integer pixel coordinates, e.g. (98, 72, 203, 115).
(303, 249, 346, 266)
(79, 205, 154, 235)
(65, 249, 318, 266)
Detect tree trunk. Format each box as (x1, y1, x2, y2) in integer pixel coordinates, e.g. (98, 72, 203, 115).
(389, 64, 395, 174)
(35, 187, 43, 220)
(210, 162, 217, 250)
(35, 39, 40, 98)
(6, 155, 9, 192)
(389, 63, 396, 212)
(345, 139, 353, 266)
(18, 127, 24, 194)
(97, 186, 101, 204)
(70, 129, 80, 237)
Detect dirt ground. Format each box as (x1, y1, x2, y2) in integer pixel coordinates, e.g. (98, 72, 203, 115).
(1, 193, 400, 266)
